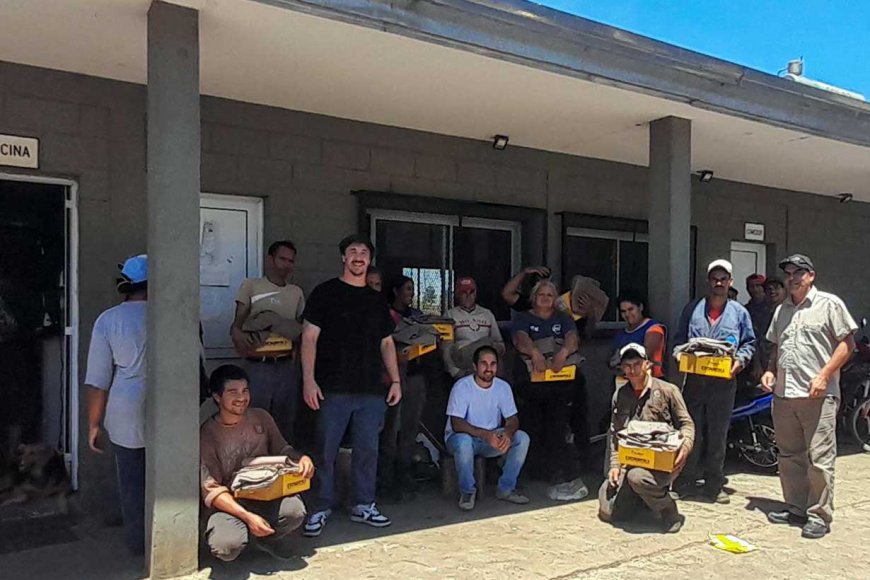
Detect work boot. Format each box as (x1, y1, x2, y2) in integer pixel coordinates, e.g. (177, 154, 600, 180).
(660, 505, 685, 533)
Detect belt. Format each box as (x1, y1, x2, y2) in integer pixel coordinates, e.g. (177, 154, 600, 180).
(246, 354, 291, 363)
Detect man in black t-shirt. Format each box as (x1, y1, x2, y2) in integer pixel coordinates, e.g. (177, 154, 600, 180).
(300, 234, 402, 538)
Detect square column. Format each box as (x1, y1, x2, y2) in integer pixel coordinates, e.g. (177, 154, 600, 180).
(146, 1, 201, 577)
(648, 117, 692, 348)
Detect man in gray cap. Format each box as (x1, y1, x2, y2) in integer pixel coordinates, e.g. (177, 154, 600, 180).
(672, 259, 755, 503)
(761, 254, 857, 539)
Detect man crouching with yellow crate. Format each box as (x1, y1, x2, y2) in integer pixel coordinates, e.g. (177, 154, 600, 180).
(598, 344, 694, 533)
(200, 364, 315, 561)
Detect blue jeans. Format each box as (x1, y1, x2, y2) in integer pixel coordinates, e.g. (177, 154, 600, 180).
(446, 430, 530, 495)
(113, 444, 145, 555)
(313, 393, 387, 511)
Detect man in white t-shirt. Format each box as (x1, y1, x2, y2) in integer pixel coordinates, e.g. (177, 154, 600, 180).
(444, 346, 530, 511)
(85, 254, 148, 555)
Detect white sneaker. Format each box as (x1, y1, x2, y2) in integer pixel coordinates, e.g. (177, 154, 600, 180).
(350, 503, 392, 528)
(303, 509, 331, 537)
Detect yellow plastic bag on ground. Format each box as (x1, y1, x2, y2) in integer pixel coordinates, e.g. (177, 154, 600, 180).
(709, 533, 757, 553)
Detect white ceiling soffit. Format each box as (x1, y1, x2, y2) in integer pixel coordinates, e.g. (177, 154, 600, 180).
(0, 0, 868, 201)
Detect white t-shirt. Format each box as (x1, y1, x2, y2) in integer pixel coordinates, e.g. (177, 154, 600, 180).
(444, 375, 518, 440)
(85, 301, 147, 449)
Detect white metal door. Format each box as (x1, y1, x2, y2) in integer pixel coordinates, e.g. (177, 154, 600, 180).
(199, 194, 262, 359)
(730, 241, 767, 296)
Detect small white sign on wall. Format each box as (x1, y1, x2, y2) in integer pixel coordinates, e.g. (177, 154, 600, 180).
(744, 222, 765, 242)
(0, 134, 39, 169)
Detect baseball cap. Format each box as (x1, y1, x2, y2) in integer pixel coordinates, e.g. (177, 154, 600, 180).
(707, 259, 733, 276)
(778, 253, 815, 272)
(746, 273, 766, 285)
(764, 277, 784, 288)
(119, 254, 148, 284)
(619, 342, 648, 361)
(456, 277, 477, 293)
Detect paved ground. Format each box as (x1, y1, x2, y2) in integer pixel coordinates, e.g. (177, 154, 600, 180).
(2, 449, 869, 580)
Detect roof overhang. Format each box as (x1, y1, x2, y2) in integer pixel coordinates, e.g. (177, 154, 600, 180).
(2, 0, 869, 200)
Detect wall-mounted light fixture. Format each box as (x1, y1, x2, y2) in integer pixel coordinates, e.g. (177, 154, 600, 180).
(698, 170, 714, 183)
(492, 135, 509, 150)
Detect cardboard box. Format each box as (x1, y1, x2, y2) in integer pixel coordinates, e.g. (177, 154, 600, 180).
(404, 343, 437, 360)
(432, 323, 455, 342)
(678, 353, 733, 379)
(617, 443, 678, 472)
(531, 364, 577, 383)
(253, 334, 293, 354)
(233, 472, 311, 501)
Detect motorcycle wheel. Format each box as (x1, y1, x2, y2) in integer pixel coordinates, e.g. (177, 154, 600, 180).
(849, 398, 870, 452)
(739, 423, 779, 469)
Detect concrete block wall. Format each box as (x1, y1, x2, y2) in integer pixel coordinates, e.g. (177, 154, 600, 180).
(0, 62, 147, 510)
(3, 61, 870, 506)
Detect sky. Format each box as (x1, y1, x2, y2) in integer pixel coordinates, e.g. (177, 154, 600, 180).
(537, 1, 870, 98)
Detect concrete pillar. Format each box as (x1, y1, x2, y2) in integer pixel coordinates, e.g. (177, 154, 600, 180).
(648, 116, 691, 347)
(146, 2, 200, 577)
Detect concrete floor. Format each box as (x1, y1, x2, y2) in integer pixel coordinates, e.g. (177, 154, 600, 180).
(2, 450, 869, 580)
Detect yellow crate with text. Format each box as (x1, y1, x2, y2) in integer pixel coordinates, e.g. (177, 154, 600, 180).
(233, 473, 311, 501)
(431, 323, 455, 342)
(678, 353, 733, 379)
(252, 334, 292, 355)
(404, 343, 437, 361)
(617, 443, 678, 472)
(530, 364, 576, 383)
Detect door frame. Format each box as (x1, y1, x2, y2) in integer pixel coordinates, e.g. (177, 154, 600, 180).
(0, 171, 79, 489)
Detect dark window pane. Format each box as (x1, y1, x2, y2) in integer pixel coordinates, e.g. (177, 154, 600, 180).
(453, 227, 513, 320)
(375, 220, 447, 313)
(619, 240, 649, 312)
(563, 236, 617, 320)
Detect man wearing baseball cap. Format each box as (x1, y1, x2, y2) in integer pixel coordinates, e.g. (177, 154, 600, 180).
(761, 254, 857, 539)
(599, 343, 694, 533)
(672, 259, 755, 504)
(443, 276, 505, 379)
(84, 254, 148, 555)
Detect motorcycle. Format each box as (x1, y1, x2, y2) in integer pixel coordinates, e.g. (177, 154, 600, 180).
(728, 392, 778, 470)
(839, 318, 870, 450)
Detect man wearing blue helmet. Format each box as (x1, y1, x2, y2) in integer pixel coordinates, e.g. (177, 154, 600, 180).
(84, 254, 149, 555)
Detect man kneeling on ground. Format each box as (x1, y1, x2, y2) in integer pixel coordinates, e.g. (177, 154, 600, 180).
(445, 346, 530, 510)
(599, 344, 694, 533)
(201, 364, 315, 561)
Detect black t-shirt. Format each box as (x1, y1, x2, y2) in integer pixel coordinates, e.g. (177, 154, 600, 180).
(303, 278, 395, 395)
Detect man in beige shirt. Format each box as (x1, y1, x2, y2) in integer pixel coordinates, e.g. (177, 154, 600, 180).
(201, 364, 314, 562)
(231, 240, 305, 442)
(762, 254, 857, 539)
